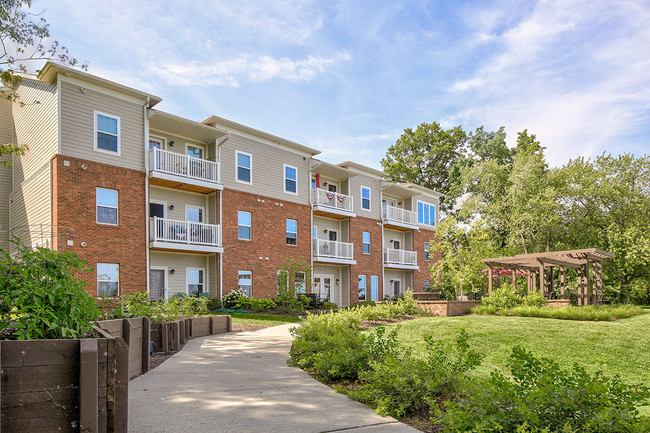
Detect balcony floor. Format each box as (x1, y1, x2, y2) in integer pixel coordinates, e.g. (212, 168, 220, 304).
(313, 206, 356, 219)
(314, 256, 357, 265)
(150, 241, 223, 254)
(384, 262, 420, 270)
(149, 171, 223, 193)
(383, 220, 419, 231)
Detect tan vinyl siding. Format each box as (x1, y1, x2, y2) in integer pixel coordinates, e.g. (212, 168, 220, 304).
(208, 254, 217, 297)
(150, 251, 209, 296)
(340, 265, 350, 307)
(207, 193, 217, 225)
(220, 133, 310, 205)
(348, 175, 382, 219)
(0, 97, 12, 250)
(149, 186, 210, 222)
(384, 229, 406, 248)
(60, 80, 145, 172)
(313, 216, 341, 241)
(11, 80, 58, 187)
(148, 131, 210, 156)
(9, 163, 51, 251)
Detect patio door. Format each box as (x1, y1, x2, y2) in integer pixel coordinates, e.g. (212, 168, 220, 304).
(150, 268, 166, 300)
(187, 206, 204, 243)
(392, 279, 401, 298)
(314, 275, 333, 302)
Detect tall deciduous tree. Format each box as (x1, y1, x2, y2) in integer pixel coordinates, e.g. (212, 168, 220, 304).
(1, 0, 86, 165)
(381, 122, 467, 213)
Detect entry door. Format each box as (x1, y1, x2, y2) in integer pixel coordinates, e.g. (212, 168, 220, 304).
(314, 275, 333, 301)
(187, 206, 204, 243)
(150, 269, 166, 300)
(392, 280, 401, 297)
(393, 240, 401, 250)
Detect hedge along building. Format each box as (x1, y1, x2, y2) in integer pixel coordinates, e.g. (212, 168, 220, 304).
(0, 62, 442, 306)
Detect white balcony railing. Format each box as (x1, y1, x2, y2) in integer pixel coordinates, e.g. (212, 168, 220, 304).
(311, 188, 354, 213)
(384, 248, 417, 266)
(382, 205, 417, 226)
(313, 238, 354, 261)
(150, 217, 221, 247)
(149, 148, 219, 184)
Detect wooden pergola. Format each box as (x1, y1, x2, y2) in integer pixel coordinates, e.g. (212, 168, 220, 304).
(482, 248, 614, 305)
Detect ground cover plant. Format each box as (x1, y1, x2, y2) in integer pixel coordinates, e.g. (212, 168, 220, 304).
(118, 291, 209, 322)
(0, 244, 99, 339)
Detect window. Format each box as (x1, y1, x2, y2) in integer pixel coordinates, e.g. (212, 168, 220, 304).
(187, 206, 204, 223)
(424, 241, 430, 260)
(238, 270, 252, 296)
(97, 263, 119, 296)
(362, 232, 371, 254)
(236, 151, 252, 183)
(313, 226, 317, 239)
(238, 211, 251, 240)
(417, 201, 436, 226)
(361, 186, 371, 210)
(186, 144, 203, 159)
(150, 202, 165, 218)
(370, 276, 378, 301)
(149, 137, 164, 150)
(94, 111, 120, 154)
(286, 219, 297, 245)
(358, 275, 367, 301)
(187, 268, 204, 295)
(96, 188, 118, 225)
(277, 270, 306, 293)
(284, 164, 297, 194)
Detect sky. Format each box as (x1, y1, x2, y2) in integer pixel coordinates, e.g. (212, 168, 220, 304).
(26, 0, 650, 169)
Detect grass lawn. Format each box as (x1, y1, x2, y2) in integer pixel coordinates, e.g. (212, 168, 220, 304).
(215, 312, 301, 327)
(390, 312, 650, 387)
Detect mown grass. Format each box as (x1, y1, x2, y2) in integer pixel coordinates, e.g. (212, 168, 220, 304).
(215, 312, 301, 326)
(471, 304, 644, 320)
(389, 312, 650, 388)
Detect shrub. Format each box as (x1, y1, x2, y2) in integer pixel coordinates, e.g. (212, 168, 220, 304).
(322, 301, 338, 310)
(289, 312, 367, 382)
(206, 296, 222, 311)
(358, 300, 375, 307)
(0, 244, 99, 339)
(471, 304, 644, 321)
(222, 288, 248, 308)
(344, 330, 483, 418)
(439, 346, 650, 432)
(122, 291, 209, 322)
(235, 297, 276, 312)
(480, 286, 526, 310)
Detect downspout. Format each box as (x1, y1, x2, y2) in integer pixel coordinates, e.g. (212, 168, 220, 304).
(380, 185, 385, 300)
(216, 134, 229, 299)
(143, 97, 151, 296)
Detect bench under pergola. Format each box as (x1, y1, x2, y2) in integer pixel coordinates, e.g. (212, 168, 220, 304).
(482, 248, 614, 305)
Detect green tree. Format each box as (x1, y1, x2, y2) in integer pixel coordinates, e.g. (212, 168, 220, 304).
(1, 0, 86, 166)
(381, 122, 467, 213)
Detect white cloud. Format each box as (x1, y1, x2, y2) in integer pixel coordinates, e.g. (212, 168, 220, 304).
(149, 52, 350, 87)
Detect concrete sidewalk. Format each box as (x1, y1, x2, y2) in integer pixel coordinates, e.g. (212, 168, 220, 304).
(129, 324, 419, 432)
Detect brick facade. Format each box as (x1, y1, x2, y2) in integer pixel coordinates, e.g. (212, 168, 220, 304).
(349, 216, 384, 304)
(413, 226, 439, 292)
(51, 155, 147, 295)
(220, 189, 311, 299)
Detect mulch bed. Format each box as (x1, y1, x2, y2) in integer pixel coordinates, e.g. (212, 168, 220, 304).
(359, 315, 419, 329)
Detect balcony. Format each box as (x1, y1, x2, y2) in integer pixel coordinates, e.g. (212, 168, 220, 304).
(311, 188, 356, 219)
(384, 248, 419, 270)
(313, 239, 356, 265)
(148, 148, 222, 193)
(150, 217, 222, 253)
(382, 205, 418, 230)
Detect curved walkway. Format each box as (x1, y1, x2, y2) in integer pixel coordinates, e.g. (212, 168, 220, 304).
(129, 324, 419, 432)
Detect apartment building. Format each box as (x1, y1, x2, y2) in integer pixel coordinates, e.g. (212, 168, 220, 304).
(0, 62, 441, 306)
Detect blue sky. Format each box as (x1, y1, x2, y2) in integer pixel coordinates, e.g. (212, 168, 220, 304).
(31, 0, 650, 168)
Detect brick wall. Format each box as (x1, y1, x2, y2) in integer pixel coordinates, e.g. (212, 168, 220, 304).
(414, 226, 439, 291)
(416, 300, 481, 316)
(51, 155, 147, 295)
(349, 216, 384, 304)
(220, 189, 311, 299)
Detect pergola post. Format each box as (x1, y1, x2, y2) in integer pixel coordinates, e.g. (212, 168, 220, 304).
(596, 260, 603, 304)
(488, 268, 493, 294)
(532, 272, 537, 293)
(511, 269, 517, 293)
(549, 266, 554, 298)
(539, 264, 546, 296)
(577, 267, 583, 306)
(560, 266, 565, 299)
(584, 260, 590, 306)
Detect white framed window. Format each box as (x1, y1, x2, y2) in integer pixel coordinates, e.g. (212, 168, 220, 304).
(149, 200, 166, 219)
(94, 111, 120, 155)
(370, 275, 378, 301)
(238, 270, 252, 296)
(186, 143, 204, 159)
(238, 210, 251, 240)
(417, 201, 436, 226)
(278, 270, 306, 293)
(186, 206, 204, 223)
(96, 188, 118, 225)
(362, 232, 371, 254)
(284, 164, 298, 194)
(149, 135, 165, 150)
(286, 218, 297, 245)
(313, 226, 317, 239)
(187, 268, 204, 295)
(236, 150, 252, 184)
(97, 263, 119, 296)
(358, 275, 367, 301)
(424, 241, 430, 260)
(361, 186, 371, 211)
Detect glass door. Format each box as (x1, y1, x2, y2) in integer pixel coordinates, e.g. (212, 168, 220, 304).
(150, 269, 166, 300)
(314, 275, 333, 301)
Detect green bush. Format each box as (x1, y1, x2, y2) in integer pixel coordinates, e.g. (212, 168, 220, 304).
(471, 304, 644, 321)
(480, 286, 527, 309)
(322, 301, 338, 310)
(289, 312, 367, 382)
(358, 300, 375, 307)
(122, 291, 209, 322)
(439, 346, 650, 432)
(235, 297, 276, 312)
(0, 244, 99, 339)
(206, 296, 222, 311)
(345, 330, 483, 419)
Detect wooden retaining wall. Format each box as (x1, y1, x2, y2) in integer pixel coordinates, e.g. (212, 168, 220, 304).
(0, 334, 128, 433)
(95, 318, 150, 379)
